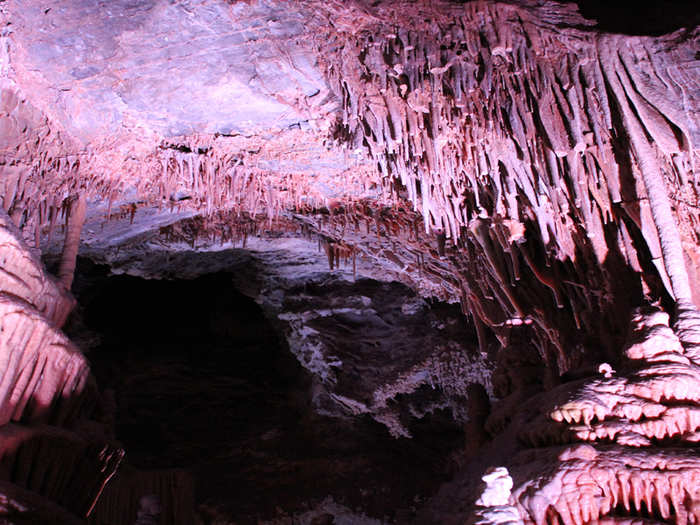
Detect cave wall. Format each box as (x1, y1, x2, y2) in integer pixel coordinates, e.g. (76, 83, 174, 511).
(0, 0, 698, 523)
(3, 0, 699, 373)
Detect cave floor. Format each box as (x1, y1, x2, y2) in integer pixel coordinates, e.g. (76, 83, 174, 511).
(66, 260, 464, 524)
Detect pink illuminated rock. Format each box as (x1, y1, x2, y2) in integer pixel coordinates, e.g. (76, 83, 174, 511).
(56, 193, 87, 291)
(0, 209, 74, 326)
(0, 210, 88, 429)
(2, 0, 699, 374)
(0, 0, 699, 522)
(312, 0, 700, 372)
(470, 467, 522, 525)
(505, 308, 700, 524)
(0, 293, 93, 427)
(511, 445, 700, 525)
(519, 308, 700, 447)
(0, 198, 120, 522)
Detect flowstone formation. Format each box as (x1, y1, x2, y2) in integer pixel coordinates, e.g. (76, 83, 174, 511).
(504, 309, 700, 524)
(0, 209, 123, 524)
(0, 0, 698, 523)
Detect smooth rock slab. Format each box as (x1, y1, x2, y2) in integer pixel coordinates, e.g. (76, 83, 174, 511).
(9, 0, 326, 141)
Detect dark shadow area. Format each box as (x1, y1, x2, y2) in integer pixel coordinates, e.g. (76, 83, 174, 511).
(67, 259, 464, 524)
(574, 0, 699, 36)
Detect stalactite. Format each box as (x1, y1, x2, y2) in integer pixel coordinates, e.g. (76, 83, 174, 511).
(307, 0, 700, 371)
(57, 193, 87, 291)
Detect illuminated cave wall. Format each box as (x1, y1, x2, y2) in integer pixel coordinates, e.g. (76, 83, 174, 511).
(0, 0, 698, 523)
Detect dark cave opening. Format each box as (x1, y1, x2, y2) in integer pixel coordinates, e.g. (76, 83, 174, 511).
(573, 0, 700, 36)
(67, 259, 465, 524)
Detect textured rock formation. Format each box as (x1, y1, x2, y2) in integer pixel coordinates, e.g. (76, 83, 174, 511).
(470, 467, 522, 525)
(0, 0, 698, 522)
(0, 0, 379, 250)
(0, 209, 122, 522)
(3, 2, 699, 365)
(0, 424, 122, 517)
(506, 308, 700, 524)
(269, 275, 491, 436)
(0, 208, 73, 326)
(0, 293, 93, 427)
(517, 308, 700, 447)
(73, 234, 493, 438)
(67, 263, 465, 523)
(310, 0, 700, 371)
(511, 444, 700, 525)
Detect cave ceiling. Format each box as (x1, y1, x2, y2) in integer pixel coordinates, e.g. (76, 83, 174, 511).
(8, 0, 328, 139)
(3, 0, 698, 367)
(0, 0, 699, 523)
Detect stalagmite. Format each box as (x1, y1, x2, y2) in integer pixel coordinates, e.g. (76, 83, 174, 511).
(469, 467, 523, 525)
(511, 308, 700, 522)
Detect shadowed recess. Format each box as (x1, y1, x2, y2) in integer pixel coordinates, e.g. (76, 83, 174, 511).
(69, 265, 465, 524)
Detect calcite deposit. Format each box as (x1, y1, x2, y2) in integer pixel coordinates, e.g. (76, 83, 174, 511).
(508, 308, 700, 525)
(0, 210, 122, 522)
(0, 0, 698, 523)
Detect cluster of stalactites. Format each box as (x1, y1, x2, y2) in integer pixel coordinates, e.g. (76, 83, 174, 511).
(313, 0, 700, 369)
(146, 145, 286, 219)
(0, 82, 383, 251)
(295, 201, 465, 301)
(155, 209, 306, 249)
(160, 141, 380, 210)
(322, 2, 697, 258)
(0, 133, 86, 249)
(0, 137, 313, 250)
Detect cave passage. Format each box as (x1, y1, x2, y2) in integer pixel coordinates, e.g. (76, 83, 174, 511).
(68, 261, 464, 524)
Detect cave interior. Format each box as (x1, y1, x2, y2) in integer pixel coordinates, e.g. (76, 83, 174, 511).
(0, 0, 699, 524)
